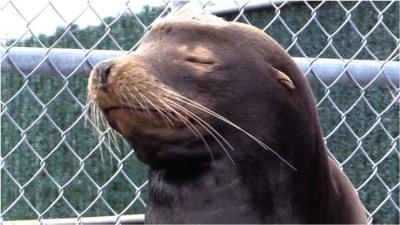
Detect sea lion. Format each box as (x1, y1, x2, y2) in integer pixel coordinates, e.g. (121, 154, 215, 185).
(87, 5, 368, 224)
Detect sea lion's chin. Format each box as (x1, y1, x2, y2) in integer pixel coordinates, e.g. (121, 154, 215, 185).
(104, 107, 182, 138)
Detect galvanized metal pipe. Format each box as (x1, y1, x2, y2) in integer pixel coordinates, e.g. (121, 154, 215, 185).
(1, 47, 399, 86)
(169, 0, 292, 15)
(208, 0, 291, 15)
(2, 214, 145, 225)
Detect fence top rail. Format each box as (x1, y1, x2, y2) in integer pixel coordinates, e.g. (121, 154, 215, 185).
(2, 214, 145, 225)
(1, 47, 399, 86)
(170, 0, 294, 15)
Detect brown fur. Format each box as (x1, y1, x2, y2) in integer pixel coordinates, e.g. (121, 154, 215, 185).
(88, 6, 368, 224)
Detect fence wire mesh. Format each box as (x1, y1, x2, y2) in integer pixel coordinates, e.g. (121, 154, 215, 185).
(1, 0, 399, 224)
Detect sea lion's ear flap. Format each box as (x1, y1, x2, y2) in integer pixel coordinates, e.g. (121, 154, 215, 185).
(271, 67, 295, 90)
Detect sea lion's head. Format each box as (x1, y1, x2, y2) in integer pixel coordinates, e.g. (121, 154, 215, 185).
(88, 6, 319, 169)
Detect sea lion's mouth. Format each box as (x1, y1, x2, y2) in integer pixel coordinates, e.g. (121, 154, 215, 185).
(104, 106, 162, 116)
(102, 106, 191, 138)
(103, 106, 187, 122)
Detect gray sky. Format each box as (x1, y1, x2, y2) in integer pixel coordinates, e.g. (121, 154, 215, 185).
(0, 0, 165, 41)
(0, 0, 269, 42)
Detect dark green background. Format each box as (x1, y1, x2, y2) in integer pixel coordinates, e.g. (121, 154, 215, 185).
(1, 1, 399, 223)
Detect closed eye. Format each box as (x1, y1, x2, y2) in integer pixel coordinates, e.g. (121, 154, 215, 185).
(185, 56, 216, 65)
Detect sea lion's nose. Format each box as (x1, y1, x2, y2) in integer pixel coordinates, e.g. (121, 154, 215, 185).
(95, 62, 113, 92)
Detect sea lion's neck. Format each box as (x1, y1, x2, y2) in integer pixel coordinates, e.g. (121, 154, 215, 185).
(144, 142, 329, 224)
(145, 157, 261, 224)
(142, 113, 334, 223)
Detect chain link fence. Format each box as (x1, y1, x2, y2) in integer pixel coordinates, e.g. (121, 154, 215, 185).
(1, 0, 399, 224)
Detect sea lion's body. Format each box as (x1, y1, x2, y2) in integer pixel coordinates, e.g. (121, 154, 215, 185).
(88, 6, 368, 224)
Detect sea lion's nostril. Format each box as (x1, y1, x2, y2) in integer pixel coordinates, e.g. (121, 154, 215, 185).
(96, 62, 113, 84)
(95, 62, 113, 92)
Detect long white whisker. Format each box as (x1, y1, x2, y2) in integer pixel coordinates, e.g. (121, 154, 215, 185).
(143, 91, 200, 138)
(166, 99, 235, 165)
(123, 87, 154, 121)
(139, 91, 175, 127)
(152, 94, 217, 163)
(163, 88, 297, 171)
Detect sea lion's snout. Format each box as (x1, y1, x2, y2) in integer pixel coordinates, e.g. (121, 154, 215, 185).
(88, 56, 194, 139)
(93, 61, 114, 92)
(88, 59, 119, 104)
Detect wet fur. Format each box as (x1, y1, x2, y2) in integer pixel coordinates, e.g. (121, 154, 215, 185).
(88, 5, 368, 224)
